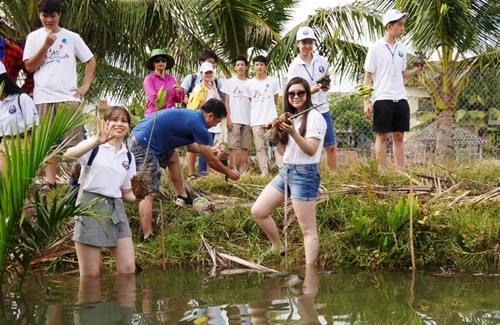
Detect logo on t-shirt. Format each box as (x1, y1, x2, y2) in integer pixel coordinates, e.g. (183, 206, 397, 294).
(8, 105, 17, 114)
(122, 160, 130, 170)
(318, 66, 325, 73)
(252, 88, 272, 104)
(46, 47, 70, 64)
(232, 86, 246, 100)
(398, 50, 404, 58)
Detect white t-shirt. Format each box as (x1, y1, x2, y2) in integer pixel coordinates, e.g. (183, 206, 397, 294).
(192, 83, 221, 133)
(77, 140, 136, 198)
(283, 109, 326, 164)
(0, 93, 39, 136)
(220, 76, 251, 125)
(364, 38, 408, 102)
(244, 76, 279, 127)
(287, 53, 330, 113)
(23, 28, 94, 105)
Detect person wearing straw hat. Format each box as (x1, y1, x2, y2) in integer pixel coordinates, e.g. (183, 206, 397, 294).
(287, 26, 337, 173)
(143, 48, 184, 116)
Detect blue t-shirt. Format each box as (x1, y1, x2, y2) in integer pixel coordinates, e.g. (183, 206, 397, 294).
(131, 109, 211, 155)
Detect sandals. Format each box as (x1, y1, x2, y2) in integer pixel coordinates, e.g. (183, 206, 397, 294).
(188, 174, 198, 180)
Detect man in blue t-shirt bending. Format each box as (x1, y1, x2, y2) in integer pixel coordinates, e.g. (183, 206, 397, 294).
(128, 98, 240, 240)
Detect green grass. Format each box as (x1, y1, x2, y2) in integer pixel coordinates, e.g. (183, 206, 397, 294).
(31, 157, 500, 274)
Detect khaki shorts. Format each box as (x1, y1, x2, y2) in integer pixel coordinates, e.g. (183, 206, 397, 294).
(36, 102, 84, 147)
(0, 135, 30, 156)
(228, 123, 252, 150)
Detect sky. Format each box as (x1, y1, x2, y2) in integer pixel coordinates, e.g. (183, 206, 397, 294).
(286, 0, 357, 91)
(285, 0, 354, 33)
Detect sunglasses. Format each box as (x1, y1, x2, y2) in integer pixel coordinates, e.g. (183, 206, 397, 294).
(287, 90, 307, 99)
(154, 58, 168, 63)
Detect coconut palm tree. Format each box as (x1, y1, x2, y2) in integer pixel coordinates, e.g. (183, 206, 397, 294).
(0, 0, 299, 281)
(1, 0, 297, 92)
(279, 0, 500, 162)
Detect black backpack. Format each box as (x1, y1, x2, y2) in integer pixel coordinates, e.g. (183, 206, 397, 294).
(65, 146, 132, 204)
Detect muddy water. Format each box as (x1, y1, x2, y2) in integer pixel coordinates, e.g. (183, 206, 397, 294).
(1, 266, 499, 324)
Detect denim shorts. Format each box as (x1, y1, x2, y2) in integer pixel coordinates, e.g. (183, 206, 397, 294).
(270, 164, 320, 202)
(322, 111, 336, 147)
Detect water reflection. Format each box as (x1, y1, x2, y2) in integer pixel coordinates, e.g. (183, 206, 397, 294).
(74, 274, 151, 324)
(1, 267, 500, 324)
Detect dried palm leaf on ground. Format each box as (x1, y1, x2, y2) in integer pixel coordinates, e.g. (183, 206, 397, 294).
(200, 235, 278, 273)
(469, 187, 500, 204)
(30, 219, 75, 267)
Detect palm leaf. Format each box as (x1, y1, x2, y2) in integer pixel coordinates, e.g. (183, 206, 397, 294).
(0, 104, 87, 282)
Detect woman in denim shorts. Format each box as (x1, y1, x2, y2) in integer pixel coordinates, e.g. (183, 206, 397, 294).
(251, 77, 327, 265)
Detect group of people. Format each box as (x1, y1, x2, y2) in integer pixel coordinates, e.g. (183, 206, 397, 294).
(0, 0, 422, 276)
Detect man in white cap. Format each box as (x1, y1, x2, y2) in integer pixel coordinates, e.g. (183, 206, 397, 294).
(362, 9, 423, 172)
(287, 26, 337, 172)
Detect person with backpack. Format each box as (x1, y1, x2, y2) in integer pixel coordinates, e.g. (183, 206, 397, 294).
(0, 62, 38, 175)
(180, 50, 222, 108)
(185, 62, 223, 179)
(63, 106, 138, 277)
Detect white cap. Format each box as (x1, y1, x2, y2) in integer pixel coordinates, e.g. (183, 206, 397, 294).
(0, 61, 6, 75)
(296, 26, 317, 41)
(382, 9, 408, 27)
(200, 61, 214, 74)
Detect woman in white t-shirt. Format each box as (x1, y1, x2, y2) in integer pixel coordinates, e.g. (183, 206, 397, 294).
(64, 106, 139, 277)
(251, 77, 326, 265)
(186, 62, 222, 178)
(0, 67, 39, 175)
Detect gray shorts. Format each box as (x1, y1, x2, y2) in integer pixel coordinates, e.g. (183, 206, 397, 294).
(127, 136, 175, 194)
(73, 192, 131, 247)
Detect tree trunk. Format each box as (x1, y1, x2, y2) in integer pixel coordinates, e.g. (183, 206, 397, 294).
(435, 110, 455, 163)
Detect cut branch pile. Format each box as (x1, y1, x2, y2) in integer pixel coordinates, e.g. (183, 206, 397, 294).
(200, 235, 278, 273)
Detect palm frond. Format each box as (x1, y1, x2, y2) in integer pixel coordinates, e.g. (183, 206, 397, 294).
(0, 104, 88, 281)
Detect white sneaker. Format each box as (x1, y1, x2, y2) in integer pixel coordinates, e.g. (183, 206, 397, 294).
(175, 195, 193, 207)
(175, 197, 186, 207)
